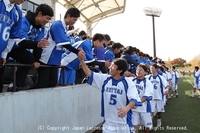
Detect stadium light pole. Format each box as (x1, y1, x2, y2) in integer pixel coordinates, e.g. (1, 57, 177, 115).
(143, 7, 162, 58)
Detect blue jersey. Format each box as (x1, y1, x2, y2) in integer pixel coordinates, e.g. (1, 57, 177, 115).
(69, 36, 75, 44)
(40, 20, 71, 65)
(105, 48, 115, 62)
(19, 18, 45, 41)
(146, 59, 151, 65)
(75, 36, 82, 42)
(137, 57, 145, 64)
(0, 0, 21, 58)
(131, 54, 138, 61)
(93, 45, 105, 62)
(12, 11, 45, 49)
(61, 40, 94, 69)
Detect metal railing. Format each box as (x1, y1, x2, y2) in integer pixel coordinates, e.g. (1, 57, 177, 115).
(1, 63, 65, 92)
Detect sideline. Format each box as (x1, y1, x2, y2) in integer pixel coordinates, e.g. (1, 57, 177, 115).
(183, 75, 193, 87)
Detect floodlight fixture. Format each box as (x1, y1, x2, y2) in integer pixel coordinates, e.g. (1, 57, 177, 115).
(144, 7, 162, 17)
(143, 7, 162, 58)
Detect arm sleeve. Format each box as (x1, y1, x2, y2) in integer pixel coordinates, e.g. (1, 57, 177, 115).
(18, 40, 38, 49)
(63, 44, 79, 55)
(50, 22, 79, 55)
(87, 72, 109, 90)
(33, 47, 43, 62)
(162, 76, 169, 90)
(1, 39, 15, 58)
(142, 79, 153, 101)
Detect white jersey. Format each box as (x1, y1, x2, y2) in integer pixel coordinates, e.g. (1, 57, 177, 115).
(160, 72, 167, 81)
(146, 74, 168, 100)
(171, 71, 179, 85)
(165, 71, 172, 82)
(87, 72, 141, 125)
(194, 71, 200, 85)
(132, 77, 153, 112)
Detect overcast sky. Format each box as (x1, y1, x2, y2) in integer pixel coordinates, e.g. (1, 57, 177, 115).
(56, 0, 200, 62)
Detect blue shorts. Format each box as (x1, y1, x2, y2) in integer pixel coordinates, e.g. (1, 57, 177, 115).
(59, 68, 76, 85)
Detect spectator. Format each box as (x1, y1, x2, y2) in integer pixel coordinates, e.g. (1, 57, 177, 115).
(121, 46, 139, 74)
(0, 0, 25, 92)
(58, 33, 105, 86)
(37, 7, 85, 88)
(75, 30, 87, 42)
(5, 4, 53, 90)
(91, 34, 112, 73)
(104, 42, 123, 72)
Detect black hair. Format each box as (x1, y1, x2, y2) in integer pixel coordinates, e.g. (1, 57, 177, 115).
(68, 25, 74, 30)
(64, 7, 80, 18)
(195, 66, 199, 70)
(137, 64, 148, 72)
(151, 64, 159, 69)
(113, 58, 128, 76)
(92, 33, 105, 42)
(112, 42, 122, 49)
(159, 66, 165, 72)
(35, 4, 54, 17)
(104, 34, 111, 41)
(125, 46, 134, 55)
(79, 30, 87, 36)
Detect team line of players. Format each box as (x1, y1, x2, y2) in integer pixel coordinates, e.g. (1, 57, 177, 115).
(79, 55, 179, 133)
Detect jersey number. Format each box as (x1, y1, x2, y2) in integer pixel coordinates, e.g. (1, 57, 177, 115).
(0, 24, 10, 41)
(154, 84, 157, 89)
(137, 89, 140, 94)
(109, 94, 117, 105)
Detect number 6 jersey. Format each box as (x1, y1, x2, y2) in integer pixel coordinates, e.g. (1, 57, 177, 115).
(0, 0, 22, 58)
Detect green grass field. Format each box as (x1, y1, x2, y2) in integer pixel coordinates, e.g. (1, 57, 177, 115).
(149, 75, 200, 133)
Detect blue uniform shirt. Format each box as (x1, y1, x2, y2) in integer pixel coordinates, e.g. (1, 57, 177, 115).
(40, 20, 71, 65)
(0, 1, 22, 58)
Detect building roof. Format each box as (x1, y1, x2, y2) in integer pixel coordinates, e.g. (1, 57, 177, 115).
(57, 0, 126, 24)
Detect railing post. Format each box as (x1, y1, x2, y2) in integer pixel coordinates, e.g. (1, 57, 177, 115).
(13, 60, 17, 92)
(61, 67, 65, 86)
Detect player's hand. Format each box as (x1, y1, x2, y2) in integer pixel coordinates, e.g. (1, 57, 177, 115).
(0, 58, 6, 67)
(164, 88, 169, 95)
(77, 48, 85, 61)
(117, 107, 128, 118)
(132, 106, 137, 109)
(33, 62, 40, 69)
(37, 38, 49, 48)
(105, 61, 111, 67)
